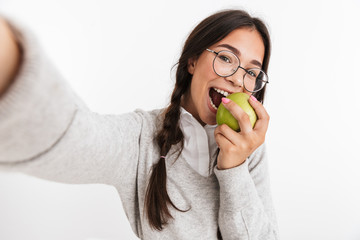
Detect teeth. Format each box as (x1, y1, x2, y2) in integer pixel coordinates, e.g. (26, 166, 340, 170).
(209, 96, 218, 110)
(214, 87, 229, 97)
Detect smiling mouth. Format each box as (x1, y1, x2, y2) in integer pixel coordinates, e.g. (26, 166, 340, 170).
(209, 87, 230, 110)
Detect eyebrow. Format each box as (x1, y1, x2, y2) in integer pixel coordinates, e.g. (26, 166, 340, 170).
(216, 43, 263, 68)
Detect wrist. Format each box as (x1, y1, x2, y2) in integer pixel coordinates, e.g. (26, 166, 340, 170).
(217, 156, 247, 170)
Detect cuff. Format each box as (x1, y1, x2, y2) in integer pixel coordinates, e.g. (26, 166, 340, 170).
(214, 158, 260, 211)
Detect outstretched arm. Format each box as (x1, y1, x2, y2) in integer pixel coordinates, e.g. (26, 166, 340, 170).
(0, 15, 143, 186)
(0, 16, 145, 237)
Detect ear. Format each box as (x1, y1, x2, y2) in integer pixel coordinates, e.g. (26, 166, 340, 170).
(187, 57, 197, 75)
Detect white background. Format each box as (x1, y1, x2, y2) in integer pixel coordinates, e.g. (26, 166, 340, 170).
(1, 0, 360, 239)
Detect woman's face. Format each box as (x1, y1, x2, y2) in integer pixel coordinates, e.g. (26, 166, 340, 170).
(181, 27, 265, 126)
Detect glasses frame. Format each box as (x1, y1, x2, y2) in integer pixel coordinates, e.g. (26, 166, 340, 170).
(206, 48, 269, 93)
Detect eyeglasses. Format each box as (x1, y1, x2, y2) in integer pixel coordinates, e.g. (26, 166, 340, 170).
(206, 49, 269, 93)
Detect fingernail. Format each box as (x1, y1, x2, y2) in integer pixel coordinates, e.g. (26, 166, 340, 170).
(222, 97, 230, 104)
(250, 95, 257, 102)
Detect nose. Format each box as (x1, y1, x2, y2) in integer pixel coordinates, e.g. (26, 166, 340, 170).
(224, 67, 246, 88)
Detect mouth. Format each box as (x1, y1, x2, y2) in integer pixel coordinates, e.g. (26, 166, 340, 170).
(209, 87, 232, 110)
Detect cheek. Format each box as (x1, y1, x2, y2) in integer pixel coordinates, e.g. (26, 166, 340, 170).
(190, 58, 218, 100)
(194, 56, 216, 78)
(202, 61, 216, 79)
(193, 63, 216, 87)
(190, 78, 203, 103)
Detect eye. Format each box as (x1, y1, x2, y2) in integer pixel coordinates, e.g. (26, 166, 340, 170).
(219, 55, 231, 63)
(247, 70, 257, 77)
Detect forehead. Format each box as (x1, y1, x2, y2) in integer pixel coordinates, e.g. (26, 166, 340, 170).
(211, 28, 265, 64)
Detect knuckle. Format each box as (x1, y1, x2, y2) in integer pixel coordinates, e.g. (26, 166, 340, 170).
(215, 126, 223, 133)
(225, 146, 237, 154)
(214, 132, 222, 140)
(219, 124, 228, 131)
(240, 112, 250, 122)
(264, 112, 270, 121)
(228, 101, 236, 107)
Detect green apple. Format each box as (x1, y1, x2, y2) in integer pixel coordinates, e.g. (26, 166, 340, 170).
(216, 92, 257, 132)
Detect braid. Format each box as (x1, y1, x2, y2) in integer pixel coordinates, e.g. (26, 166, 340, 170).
(144, 82, 188, 230)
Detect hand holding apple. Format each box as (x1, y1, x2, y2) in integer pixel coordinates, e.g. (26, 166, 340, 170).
(214, 94, 270, 170)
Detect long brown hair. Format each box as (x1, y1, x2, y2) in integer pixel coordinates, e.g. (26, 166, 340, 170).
(144, 9, 271, 231)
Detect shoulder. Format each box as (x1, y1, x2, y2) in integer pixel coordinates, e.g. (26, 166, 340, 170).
(133, 108, 165, 125)
(132, 107, 166, 134)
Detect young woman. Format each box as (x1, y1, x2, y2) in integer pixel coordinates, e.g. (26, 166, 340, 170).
(0, 9, 279, 239)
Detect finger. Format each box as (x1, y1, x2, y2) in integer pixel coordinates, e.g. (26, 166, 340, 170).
(214, 130, 233, 150)
(221, 97, 252, 133)
(248, 95, 270, 133)
(214, 124, 241, 146)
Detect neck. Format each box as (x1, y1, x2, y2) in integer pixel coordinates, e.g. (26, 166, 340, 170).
(180, 93, 206, 127)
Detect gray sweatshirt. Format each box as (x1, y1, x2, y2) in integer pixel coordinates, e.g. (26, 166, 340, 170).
(0, 17, 279, 240)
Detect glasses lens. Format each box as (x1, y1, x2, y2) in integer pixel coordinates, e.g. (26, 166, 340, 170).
(213, 51, 239, 77)
(244, 69, 268, 92)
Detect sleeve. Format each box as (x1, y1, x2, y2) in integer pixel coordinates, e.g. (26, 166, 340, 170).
(0, 16, 143, 188)
(0, 16, 150, 238)
(214, 143, 280, 240)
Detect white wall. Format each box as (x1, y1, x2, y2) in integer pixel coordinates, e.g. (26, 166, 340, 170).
(1, 0, 360, 239)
